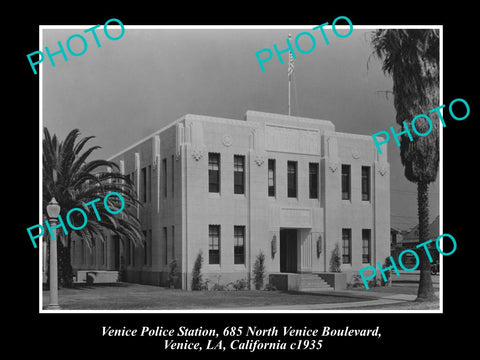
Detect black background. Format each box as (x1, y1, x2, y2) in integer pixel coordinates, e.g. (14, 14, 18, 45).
(13, 2, 476, 356)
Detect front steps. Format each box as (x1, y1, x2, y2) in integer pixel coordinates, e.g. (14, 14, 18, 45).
(299, 273, 333, 291)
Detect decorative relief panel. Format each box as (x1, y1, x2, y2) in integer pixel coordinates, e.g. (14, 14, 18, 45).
(265, 124, 320, 154)
(191, 149, 204, 161)
(222, 135, 232, 147)
(328, 161, 338, 173)
(379, 164, 388, 176)
(280, 208, 312, 228)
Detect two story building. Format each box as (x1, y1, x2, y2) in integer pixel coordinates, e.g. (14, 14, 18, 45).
(70, 110, 390, 290)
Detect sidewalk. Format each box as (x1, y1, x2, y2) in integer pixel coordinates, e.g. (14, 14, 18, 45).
(237, 272, 441, 310)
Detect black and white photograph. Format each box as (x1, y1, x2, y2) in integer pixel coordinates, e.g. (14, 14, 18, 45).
(17, 5, 476, 356)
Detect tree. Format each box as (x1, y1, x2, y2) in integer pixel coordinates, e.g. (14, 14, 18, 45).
(191, 251, 204, 290)
(329, 243, 341, 273)
(253, 251, 266, 290)
(371, 29, 440, 301)
(43, 127, 143, 287)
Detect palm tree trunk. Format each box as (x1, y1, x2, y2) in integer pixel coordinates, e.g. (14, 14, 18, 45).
(416, 181, 437, 301)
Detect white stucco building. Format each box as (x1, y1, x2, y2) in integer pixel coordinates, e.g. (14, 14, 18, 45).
(71, 111, 390, 290)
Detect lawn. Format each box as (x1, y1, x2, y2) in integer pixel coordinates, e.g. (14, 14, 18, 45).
(42, 283, 372, 310)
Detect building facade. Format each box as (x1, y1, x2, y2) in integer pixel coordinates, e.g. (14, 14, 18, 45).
(70, 111, 390, 289)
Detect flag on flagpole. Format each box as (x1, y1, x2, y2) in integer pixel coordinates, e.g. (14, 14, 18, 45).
(287, 33, 294, 80)
(288, 50, 295, 79)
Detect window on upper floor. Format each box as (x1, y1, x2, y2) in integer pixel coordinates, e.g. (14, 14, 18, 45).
(362, 166, 371, 201)
(234, 155, 245, 194)
(342, 164, 351, 200)
(287, 161, 297, 198)
(309, 162, 319, 199)
(208, 153, 220, 193)
(268, 159, 276, 197)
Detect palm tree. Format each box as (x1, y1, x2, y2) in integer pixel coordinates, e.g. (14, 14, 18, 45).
(371, 29, 439, 301)
(43, 127, 144, 287)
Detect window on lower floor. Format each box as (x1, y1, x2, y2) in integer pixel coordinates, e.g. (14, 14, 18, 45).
(209, 225, 220, 264)
(342, 228, 351, 264)
(163, 227, 168, 265)
(362, 229, 371, 263)
(234, 226, 245, 265)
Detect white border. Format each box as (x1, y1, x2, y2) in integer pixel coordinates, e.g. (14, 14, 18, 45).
(39, 24, 443, 314)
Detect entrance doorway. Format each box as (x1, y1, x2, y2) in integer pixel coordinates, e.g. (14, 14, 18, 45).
(280, 229, 298, 273)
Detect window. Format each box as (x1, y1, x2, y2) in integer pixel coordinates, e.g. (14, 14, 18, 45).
(234, 226, 245, 264)
(342, 228, 351, 264)
(171, 225, 175, 260)
(148, 230, 152, 266)
(287, 161, 297, 198)
(209, 225, 220, 264)
(208, 153, 220, 193)
(309, 163, 319, 199)
(268, 159, 276, 197)
(141, 167, 147, 203)
(163, 227, 168, 264)
(171, 155, 175, 196)
(163, 158, 167, 197)
(362, 229, 371, 263)
(341, 164, 351, 200)
(143, 230, 148, 265)
(234, 155, 245, 194)
(362, 166, 371, 201)
(147, 165, 152, 203)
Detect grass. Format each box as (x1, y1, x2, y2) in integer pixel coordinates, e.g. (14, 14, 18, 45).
(43, 283, 371, 310)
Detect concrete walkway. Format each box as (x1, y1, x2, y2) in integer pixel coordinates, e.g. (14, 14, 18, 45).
(237, 290, 438, 310)
(237, 272, 441, 310)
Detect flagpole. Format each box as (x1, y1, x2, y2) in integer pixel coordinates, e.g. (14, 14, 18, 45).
(288, 33, 292, 116)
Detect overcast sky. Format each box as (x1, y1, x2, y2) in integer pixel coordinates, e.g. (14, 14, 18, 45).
(42, 26, 440, 231)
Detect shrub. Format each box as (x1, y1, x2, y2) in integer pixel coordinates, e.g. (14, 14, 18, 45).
(231, 278, 249, 291)
(264, 283, 277, 291)
(253, 251, 266, 290)
(191, 251, 204, 291)
(348, 273, 365, 288)
(380, 257, 393, 287)
(168, 259, 179, 288)
(329, 243, 341, 272)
